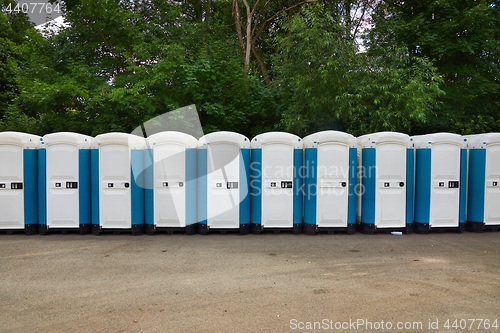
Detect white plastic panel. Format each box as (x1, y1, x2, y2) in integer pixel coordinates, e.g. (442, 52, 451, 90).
(207, 142, 240, 229)
(375, 143, 406, 228)
(484, 144, 500, 225)
(0, 144, 24, 229)
(316, 142, 349, 227)
(153, 143, 186, 228)
(262, 143, 294, 227)
(46, 143, 79, 228)
(429, 143, 461, 227)
(99, 144, 131, 229)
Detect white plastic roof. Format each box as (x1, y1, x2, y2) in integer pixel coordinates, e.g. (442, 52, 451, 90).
(198, 131, 250, 149)
(0, 131, 42, 149)
(465, 133, 500, 149)
(250, 131, 302, 149)
(147, 131, 197, 148)
(412, 132, 466, 149)
(358, 131, 411, 148)
(303, 130, 356, 148)
(42, 132, 92, 148)
(93, 132, 146, 149)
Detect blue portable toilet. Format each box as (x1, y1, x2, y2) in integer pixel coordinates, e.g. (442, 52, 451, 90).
(198, 131, 250, 234)
(250, 132, 303, 234)
(413, 133, 467, 233)
(0, 132, 40, 235)
(91, 133, 146, 235)
(357, 132, 414, 234)
(38, 132, 93, 234)
(303, 131, 357, 235)
(144, 131, 197, 235)
(466, 133, 500, 232)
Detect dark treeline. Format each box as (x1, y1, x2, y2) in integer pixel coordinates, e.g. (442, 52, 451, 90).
(1, 0, 498, 138)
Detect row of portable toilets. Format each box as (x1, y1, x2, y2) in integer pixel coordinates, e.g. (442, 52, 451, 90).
(0, 130, 499, 236)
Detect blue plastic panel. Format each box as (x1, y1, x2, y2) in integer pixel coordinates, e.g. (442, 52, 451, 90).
(459, 148, 467, 223)
(239, 148, 251, 225)
(467, 149, 486, 222)
(144, 148, 154, 226)
(197, 149, 207, 225)
(360, 148, 376, 224)
(24, 149, 38, 226)
(38, 148, 46, 226)
(293, 148, 303, 224)
(348, 147, 357, 224)
(131, 149, 144, 226)
(78, 149, 91, 225)
(185, 148, 197, 226)
(304, 148, 317, 225)
(91, 149, 99, 226)
(414, 148, 431, 223)
(406, 148, 415, 224)
(250, 148, 262, 225)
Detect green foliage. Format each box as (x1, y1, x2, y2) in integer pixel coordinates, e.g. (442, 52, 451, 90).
(370, 0, 500, 134)
(274, 3, 444, 136)
(1, 0, 498, 137)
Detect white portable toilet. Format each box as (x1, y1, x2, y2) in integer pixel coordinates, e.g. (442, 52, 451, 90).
(303, 131, 357, 234)
(250, 132, 303, 234)
(413, 133, 467, 233)
(197, 131, 250, 234)
(466, 133, 500, 232)
(38, 132, 92, 234)
(357, 132, 414, 234)
(91, 133, 146, 235)
(0, 131, 40, 234)
(144, 131, 197, 235)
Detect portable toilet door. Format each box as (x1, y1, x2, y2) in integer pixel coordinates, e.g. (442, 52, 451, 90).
(303, 131, 357, 235)
(0, 132, 40, 235)
(466, 133, 500, 232)
(38, 132, 92, 235)
(250, 132, 303, 234)
(198, 131, 250, 234)
(357, 132, 414, 234)
(91, 133, 145, 235)
(413, 133, 467, 233)
(145, 131, 197, 235)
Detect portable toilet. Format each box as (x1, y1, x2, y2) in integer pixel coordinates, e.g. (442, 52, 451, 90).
(357, 132, 414, 234)
(250, 132, 303, 234)
(413, 133, 467, 233)
(91, 133, 146, 235)
(303, 131, 357, 234)
(0, 132, 40, 234)
(144, 131, 197, 235)
(38, 132, 92, 234)
(466, 133, 500, 232)
(198, 131, 250, 234)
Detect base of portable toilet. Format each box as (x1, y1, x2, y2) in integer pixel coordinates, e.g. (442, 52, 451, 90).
(0, 132, 40, 235)
(91, 133, 145, 236)
(145, 132, 197, 235)
(413, 133, 467, 234)
(198, 132, 250, 235)
(303, 131, 357, 235)
(38, 132, 92, 235)
(250, 132, 303, 234)
(357, 132, 414, 235)
(466, 133, 500, 232)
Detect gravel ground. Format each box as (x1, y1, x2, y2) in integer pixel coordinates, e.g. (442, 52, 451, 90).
(0, 231, 499, 332)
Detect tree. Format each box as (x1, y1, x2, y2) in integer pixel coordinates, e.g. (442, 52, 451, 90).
(370, 0, 500, 134)
(7, 0, 279, 138)
(273, 2, 443, 136)
(0, 1, 41, 133)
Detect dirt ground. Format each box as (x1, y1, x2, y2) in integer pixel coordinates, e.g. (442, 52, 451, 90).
(0, 230, 499, 332)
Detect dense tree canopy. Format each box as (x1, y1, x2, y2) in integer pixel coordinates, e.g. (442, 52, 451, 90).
(0, 0, 498, 137)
